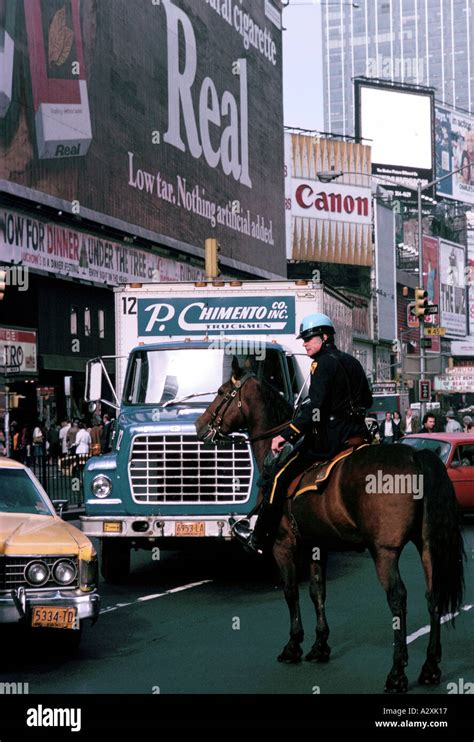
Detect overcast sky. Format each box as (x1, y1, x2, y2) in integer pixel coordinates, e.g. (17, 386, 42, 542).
(282, 2, 324, 131)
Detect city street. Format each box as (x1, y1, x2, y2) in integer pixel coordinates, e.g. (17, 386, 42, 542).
(2, 523, 473, 696)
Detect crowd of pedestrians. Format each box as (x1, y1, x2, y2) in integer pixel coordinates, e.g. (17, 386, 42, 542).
(3, 414, 114, 462)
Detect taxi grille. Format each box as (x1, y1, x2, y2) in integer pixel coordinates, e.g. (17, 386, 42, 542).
(0, 556, 79, 591)
(129, 434, 253, 504)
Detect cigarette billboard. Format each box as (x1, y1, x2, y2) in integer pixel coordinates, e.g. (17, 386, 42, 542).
(0, 0, 286, 276)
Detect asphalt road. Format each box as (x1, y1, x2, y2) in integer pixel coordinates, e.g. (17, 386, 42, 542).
(2, 521, 473, 697)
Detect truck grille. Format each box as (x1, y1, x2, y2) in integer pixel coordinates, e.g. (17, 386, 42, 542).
(129, 434, 253, 504)
(0, 556, 79, 591)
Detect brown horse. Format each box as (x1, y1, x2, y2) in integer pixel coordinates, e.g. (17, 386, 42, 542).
(195, 360, 465, 693)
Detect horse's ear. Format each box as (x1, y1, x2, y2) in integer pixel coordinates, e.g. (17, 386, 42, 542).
(231, 356, 243, 380)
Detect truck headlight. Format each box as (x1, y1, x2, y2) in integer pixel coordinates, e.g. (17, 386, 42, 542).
(91, 474, 112, 498)
(80, 555, 99, 590)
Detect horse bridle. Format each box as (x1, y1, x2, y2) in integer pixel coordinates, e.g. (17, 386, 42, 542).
(202, 371, 293, 445)
(201, 372, 255, 445)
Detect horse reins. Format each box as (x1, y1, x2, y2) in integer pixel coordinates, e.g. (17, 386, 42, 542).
(205, 371, 292, 445)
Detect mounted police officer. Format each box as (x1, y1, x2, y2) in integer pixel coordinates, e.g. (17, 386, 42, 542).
(233, 312, 373, 555)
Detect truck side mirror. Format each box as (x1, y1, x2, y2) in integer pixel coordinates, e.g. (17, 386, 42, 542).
(85, 360, 103, 402)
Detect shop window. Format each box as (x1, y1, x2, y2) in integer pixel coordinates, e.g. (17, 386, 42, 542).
(84, 307, 91, 337)
(70, 306, 78, 335)
(98, 309, 105, 339)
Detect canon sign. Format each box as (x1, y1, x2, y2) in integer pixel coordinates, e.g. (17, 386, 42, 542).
(291, 178, 372, 226)
(163, 0, 251, 187)
(295, 184, 369, 218)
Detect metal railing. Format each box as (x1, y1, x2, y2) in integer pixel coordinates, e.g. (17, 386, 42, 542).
(27, 454, 88, 509)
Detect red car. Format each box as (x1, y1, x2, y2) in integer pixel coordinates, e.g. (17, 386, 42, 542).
(399, 433, 474, 513)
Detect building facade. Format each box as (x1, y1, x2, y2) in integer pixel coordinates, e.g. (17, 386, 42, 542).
(322, 0, 474, 136)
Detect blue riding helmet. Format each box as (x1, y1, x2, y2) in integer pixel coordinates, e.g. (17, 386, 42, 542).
(297, 313, 335, 341)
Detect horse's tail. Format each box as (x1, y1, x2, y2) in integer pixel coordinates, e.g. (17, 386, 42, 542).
(415, 449, 465, 621)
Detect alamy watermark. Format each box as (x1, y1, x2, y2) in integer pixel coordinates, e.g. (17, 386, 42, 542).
(366, 56, 424, 83)
(365, 471, 424, 499)
(208, 331, 266, 361)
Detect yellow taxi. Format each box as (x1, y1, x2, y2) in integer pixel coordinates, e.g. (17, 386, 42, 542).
(0, 458, 99, 646)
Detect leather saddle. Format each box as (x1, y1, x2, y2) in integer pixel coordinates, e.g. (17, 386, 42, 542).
(288, 437, 369, 498)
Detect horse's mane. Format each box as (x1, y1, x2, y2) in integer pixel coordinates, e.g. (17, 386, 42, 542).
(258, 378, 293, 427)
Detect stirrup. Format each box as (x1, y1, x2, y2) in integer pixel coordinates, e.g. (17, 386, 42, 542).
(232, 521, 263, 555)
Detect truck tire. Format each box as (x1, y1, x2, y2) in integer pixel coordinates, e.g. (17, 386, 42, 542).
(101, 539, 130, 583)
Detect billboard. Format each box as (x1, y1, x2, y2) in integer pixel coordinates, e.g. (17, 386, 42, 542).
(422, 235, 440, 352)
(374, 202, 396, 342)
(435, 107, 474, 205)
(285, 133, 372, 266)
(439, 239, 467, 337)
(354, 79, 435, 200)
(0, 205, 207, 286)
(0, 0, 285, 276)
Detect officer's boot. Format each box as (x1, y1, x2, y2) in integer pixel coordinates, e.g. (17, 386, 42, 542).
(233, 489, 285, 555)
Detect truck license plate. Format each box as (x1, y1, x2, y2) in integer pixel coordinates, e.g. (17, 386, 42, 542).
(175, 522, 205, 537)
(31, 606, 77, 629)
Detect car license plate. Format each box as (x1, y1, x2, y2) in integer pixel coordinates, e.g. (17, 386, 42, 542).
(31, 606, 77, 629)
(175, 522, 205, 537)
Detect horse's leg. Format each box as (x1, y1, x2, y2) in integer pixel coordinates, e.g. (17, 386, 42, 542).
(415, 539, 442, 685)
(272, 520, 303, 663)
(371, 546, 408, 693)
(305, 548, 331, 663)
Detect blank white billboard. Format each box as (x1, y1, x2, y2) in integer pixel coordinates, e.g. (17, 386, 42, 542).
(358, 84, 433, 173)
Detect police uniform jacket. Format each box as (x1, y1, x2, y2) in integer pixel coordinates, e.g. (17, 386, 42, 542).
(280, 343, 373, 457)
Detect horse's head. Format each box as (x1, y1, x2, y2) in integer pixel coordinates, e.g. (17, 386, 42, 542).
(195, 357, 256, 444)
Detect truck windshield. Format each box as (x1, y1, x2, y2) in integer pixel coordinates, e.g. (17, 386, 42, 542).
(123, 347, 287, 405)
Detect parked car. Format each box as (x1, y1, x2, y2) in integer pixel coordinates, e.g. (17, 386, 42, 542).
(399, 433, 474, 513)
(0, 458, 100, 647)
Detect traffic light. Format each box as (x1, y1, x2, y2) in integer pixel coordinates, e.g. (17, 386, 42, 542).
(0, 269, 6, 301)
(414, 287, 428, 317)
(204, 238, 220, 278)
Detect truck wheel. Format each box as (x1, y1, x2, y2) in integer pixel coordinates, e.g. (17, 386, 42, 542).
(101, 539, 130, 583)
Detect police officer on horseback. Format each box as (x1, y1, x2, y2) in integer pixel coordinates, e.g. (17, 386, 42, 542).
(233, 312, 373, 555)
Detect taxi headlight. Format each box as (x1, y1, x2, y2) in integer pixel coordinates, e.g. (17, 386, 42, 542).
(52, 559, 77, 585)
(25, 561, 49, 587)
(91, 475, 112, 498)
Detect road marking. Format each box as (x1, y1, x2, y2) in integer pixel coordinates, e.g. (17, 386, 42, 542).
(100, 580, 213, 615)
(407, 603, 473, 645)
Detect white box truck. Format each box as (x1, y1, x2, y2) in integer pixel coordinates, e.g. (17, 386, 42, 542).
(81, 279, 353, 582)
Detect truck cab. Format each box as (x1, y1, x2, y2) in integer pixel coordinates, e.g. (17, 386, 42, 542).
(81, 340, 295, 582)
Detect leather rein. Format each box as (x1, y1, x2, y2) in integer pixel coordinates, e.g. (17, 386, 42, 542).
(202, 371, 291, 445)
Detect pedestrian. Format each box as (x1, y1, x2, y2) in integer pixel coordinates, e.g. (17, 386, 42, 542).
(10, 422, 21, 461)
(90, 418, 102, 456)
(75, 421, 91, 457)
(401, 407, 420, 435)
(233, 312, 373, 555)
(392, 411, 403, 441)
(462, 415, 472, 432)
(32, 421, 45, 461)
(67, 419, 79, 454)
(445, 410, 462, 433)
(420, 413, 437, 433)
(59, 419, 71, 457)
(379, 412, 395, 444)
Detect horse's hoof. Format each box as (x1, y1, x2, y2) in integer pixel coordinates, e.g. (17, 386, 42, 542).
(277, 645, 302, 664)
(418, 665, 441, 685)
(384, 673, 408, 694)
(305, 646, 331, 663)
